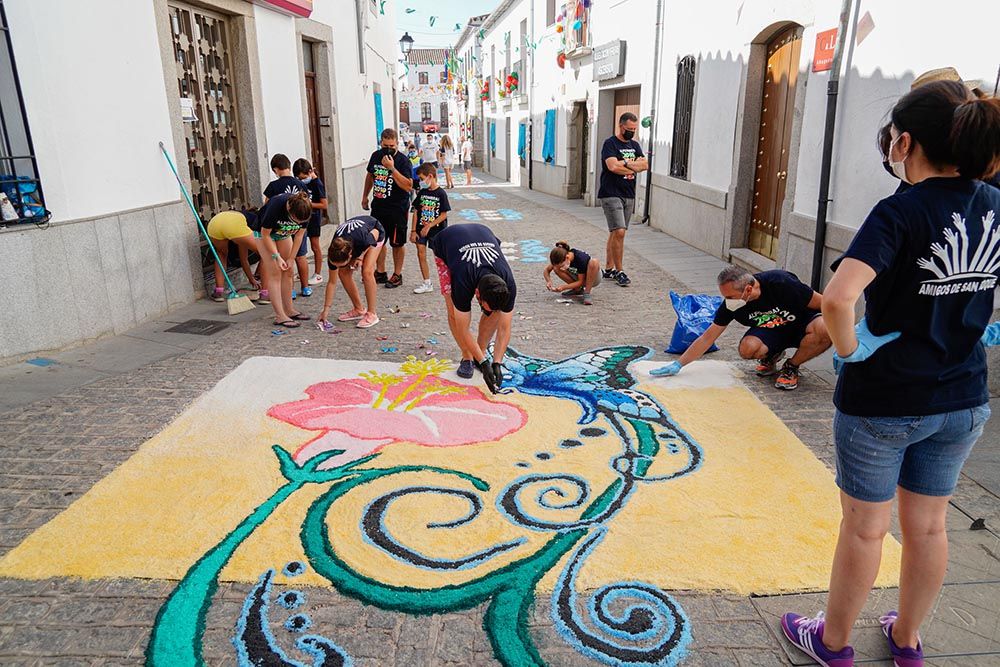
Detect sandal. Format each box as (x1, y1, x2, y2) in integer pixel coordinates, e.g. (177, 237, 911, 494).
(274, 320, 301, 328)
(289, 312, 311, 321)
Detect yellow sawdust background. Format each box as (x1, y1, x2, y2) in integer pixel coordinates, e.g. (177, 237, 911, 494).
(0, 357, 900, 595)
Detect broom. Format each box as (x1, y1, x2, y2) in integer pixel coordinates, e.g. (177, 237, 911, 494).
(159, 142, 255, 315)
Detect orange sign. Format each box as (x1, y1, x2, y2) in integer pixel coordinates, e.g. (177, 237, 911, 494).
(812, 28, 837, 72)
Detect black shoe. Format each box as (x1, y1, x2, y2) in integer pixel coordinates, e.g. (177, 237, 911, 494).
(375, 271, 388, 284)
(384, 273, 403, 289)
(602, 268, 619, 280)
(616, 271, 631, 287)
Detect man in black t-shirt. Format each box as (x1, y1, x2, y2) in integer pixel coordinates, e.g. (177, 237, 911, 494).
(598, 112, 648, 288)
(429, 223, 516, 393)
(362, 128, 413, 289)
(650, 265, 831, 390)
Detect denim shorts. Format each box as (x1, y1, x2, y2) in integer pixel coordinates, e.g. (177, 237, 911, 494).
(599, 197, 635, 231)
(834, 405, 990, 502)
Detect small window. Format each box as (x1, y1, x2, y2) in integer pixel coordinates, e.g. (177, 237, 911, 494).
(419, 71, 428, 85)
(421, 102, 431, 121)
(439, 70, 447, 83)
(0, 1, 47, 224)
(670, 56, 696, 180)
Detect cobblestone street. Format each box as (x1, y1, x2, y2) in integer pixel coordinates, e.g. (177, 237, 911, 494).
(0, 177, 998, 666)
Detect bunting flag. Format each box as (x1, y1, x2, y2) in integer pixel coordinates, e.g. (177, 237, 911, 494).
(379, 0, 386, 15)
(429, 15, 436, 26)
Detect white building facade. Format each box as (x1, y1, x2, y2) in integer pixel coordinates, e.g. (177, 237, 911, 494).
(0, 0, 398, 362)
(399, 48, 451, 133)
(460, 0, 1000, 283)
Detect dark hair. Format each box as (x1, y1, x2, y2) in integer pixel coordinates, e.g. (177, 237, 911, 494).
(292, 158, 313, 176)
(890, 80, 1000, 179)
(380, 128, 398, 141)
(416, 162, 437, 177)
(550, 241, 571, 265)
(477, 274, 509, 311)
(619, 112, 638, 125)
(878, 122, 893, 160)
(286, 191, 313, 222)
(270, 153, 291, 171)
(328, 237, 353, 265)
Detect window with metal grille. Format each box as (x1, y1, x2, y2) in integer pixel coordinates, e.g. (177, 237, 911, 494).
(439, 70, 447, 83)
(421, 102, 431, 120)
(419, 71, 428, 85)
(0, 0, 47, 226)
(670, 55, 696, 180)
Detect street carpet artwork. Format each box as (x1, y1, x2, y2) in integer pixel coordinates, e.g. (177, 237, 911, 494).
(457, 208, 524, 222)
(0, 349, 901, 666)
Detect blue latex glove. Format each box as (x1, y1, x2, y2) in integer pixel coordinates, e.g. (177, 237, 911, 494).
(649, 361, 682, 377)
(832, 317, 901, 375)
(982, 322, 1000, 347)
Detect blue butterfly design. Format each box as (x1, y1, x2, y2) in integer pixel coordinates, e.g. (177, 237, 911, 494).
(497, 346, 673, 426)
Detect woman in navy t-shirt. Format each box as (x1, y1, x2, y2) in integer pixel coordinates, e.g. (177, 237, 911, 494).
(782, 82, 1000, 667)
(317, 216, 386, 329)
(543, 241, 602, 306)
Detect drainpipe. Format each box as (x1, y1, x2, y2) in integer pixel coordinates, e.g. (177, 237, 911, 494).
(641, 0, 665, 223)
(528, 0, 536, 190)
(810, 0, 853, 290)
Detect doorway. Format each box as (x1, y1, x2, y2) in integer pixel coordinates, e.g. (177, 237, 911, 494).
(302, 41, 323, 182)
(747, 25, 802, 259)
(399, 102, 410, 129)
(567, 101, 590, 199)
(612, 86, 640, 133)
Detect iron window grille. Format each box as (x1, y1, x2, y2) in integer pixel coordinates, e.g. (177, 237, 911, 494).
(0, 0, 49, 227)
(670, 55, 696, 180)
(419, 71, 428, 85)
(421, 103, 432, 121)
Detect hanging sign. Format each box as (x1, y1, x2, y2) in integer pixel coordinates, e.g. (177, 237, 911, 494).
(812, 28, 837, 72)
(593, 40, 626, 81)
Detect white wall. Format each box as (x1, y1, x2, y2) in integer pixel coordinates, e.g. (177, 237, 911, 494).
(254, 5, 308, 175)
(5, 0, 178, 222)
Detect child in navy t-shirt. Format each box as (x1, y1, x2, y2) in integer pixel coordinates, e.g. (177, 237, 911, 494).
(410, 163, 451, 294)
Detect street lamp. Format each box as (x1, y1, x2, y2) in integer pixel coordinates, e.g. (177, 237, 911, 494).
(399, 32, 414, 56)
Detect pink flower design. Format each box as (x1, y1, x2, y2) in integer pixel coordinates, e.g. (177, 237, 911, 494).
(268, 359, 527, 468)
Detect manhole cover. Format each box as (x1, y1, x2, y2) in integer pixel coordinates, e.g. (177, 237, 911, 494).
(165, 319, 231, 336)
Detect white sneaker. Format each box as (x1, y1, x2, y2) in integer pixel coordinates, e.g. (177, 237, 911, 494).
(309, 274, 324, 285)
(413, 281, 434, 294)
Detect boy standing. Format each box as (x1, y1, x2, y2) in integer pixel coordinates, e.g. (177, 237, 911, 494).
(293, 158, 328, 286)
(264, 154, 304, 202)
(410, 163, 450, 294)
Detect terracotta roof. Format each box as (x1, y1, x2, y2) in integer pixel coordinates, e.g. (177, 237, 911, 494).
(406, 49, 449, 65)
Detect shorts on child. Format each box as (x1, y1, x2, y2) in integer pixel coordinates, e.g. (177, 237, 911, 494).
(463, 160, 473, 171)
(297, 233, 309, 257)
(834, 404, 990, 503)
(207, 211, 253, 241)
(435, 257, 451, 294)
(306, 212, 322, 238)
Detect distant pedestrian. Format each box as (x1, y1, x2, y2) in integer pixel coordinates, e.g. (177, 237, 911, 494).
(255, 191, 314, 327)
(318, 215, 386, 330)
(598, 112, 648, 287)
(440, 135, 457, 188)
(205, 211, 260, 301)
(781, 82, 1000, 667)
(362, 128, 413, 289)
(461, 135, 474, 185)
(429, 223, 515, 392)
(411, 163, 450, 294)
(543, 242, 601, 306)
(293, 158, 328, 289)
(420, 132, 440, 168)
(649, 266, 831, 390)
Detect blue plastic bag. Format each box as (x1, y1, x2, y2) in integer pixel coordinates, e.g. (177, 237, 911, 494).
(666, 291, 722, 354)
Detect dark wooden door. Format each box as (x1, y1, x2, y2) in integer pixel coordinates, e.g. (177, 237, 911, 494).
(612, 86, 640, 133)
(748, 25, 802, 259)
(304, 71, 323, 182)
(399, 102, 410, 127)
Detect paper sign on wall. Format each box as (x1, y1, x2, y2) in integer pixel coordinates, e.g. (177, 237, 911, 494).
(812, 28, 837, 72)
(179, 97, 198, 123)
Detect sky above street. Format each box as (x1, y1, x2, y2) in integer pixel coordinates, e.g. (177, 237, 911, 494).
(395, 0, 500, 49)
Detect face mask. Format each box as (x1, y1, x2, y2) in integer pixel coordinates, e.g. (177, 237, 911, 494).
(888, 135, 910, 184)
(419, 179, 429, 189)
(381, 146, 396, 157)
(301, 176, 313, 184)
(622, 129, 635, 141)
(882, 160, 897, 179)
(725, 298, 746, 311)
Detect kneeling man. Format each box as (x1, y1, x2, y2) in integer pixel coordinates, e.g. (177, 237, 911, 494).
(652, 266, 831, 390)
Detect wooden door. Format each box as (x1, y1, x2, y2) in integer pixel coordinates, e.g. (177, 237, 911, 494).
(399, 102, 410, 127)
(304, 72, 323, 182)
(612, 86, 640, 133)
(748, 25, 802, 259)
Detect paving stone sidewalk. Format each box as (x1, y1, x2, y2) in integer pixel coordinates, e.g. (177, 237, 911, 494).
(0, 174, 997, 665)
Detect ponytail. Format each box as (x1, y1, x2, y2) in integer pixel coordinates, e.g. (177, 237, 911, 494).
(550, 242, 570, 265)
(287, 190, 313, 222)
(951, 97, 1000, 179)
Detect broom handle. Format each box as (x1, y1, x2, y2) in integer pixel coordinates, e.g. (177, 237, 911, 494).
(158, 142, 241, 296)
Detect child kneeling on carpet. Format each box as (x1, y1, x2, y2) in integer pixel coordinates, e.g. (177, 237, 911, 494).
(543, 242, 602, 306)
(318, 215, 386, 329)
(410, 162, 451, 294)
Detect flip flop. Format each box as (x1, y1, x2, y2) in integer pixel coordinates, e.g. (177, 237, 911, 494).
(274, 320, 301, 328)
(289, 312, 311, 321)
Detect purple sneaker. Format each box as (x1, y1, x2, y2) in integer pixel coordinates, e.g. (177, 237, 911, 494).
(781, 612, 855, 667)
(880, 611, 923, 667)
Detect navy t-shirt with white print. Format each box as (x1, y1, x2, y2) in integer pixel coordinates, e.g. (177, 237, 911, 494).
(263, 175, 305, 199)
(367, 149, 413, 212)
(834, 177, 1000, 417)
(429, 223, 517, 313)
(330, 215, 385, 264)
(598, 136, 644, 200)
(306, 177, 327, 225)
(411, 187, 450, 239)
(257, 192, 303, 239)
(568, 248, 592, 276)
(713, 270, 817, 330)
